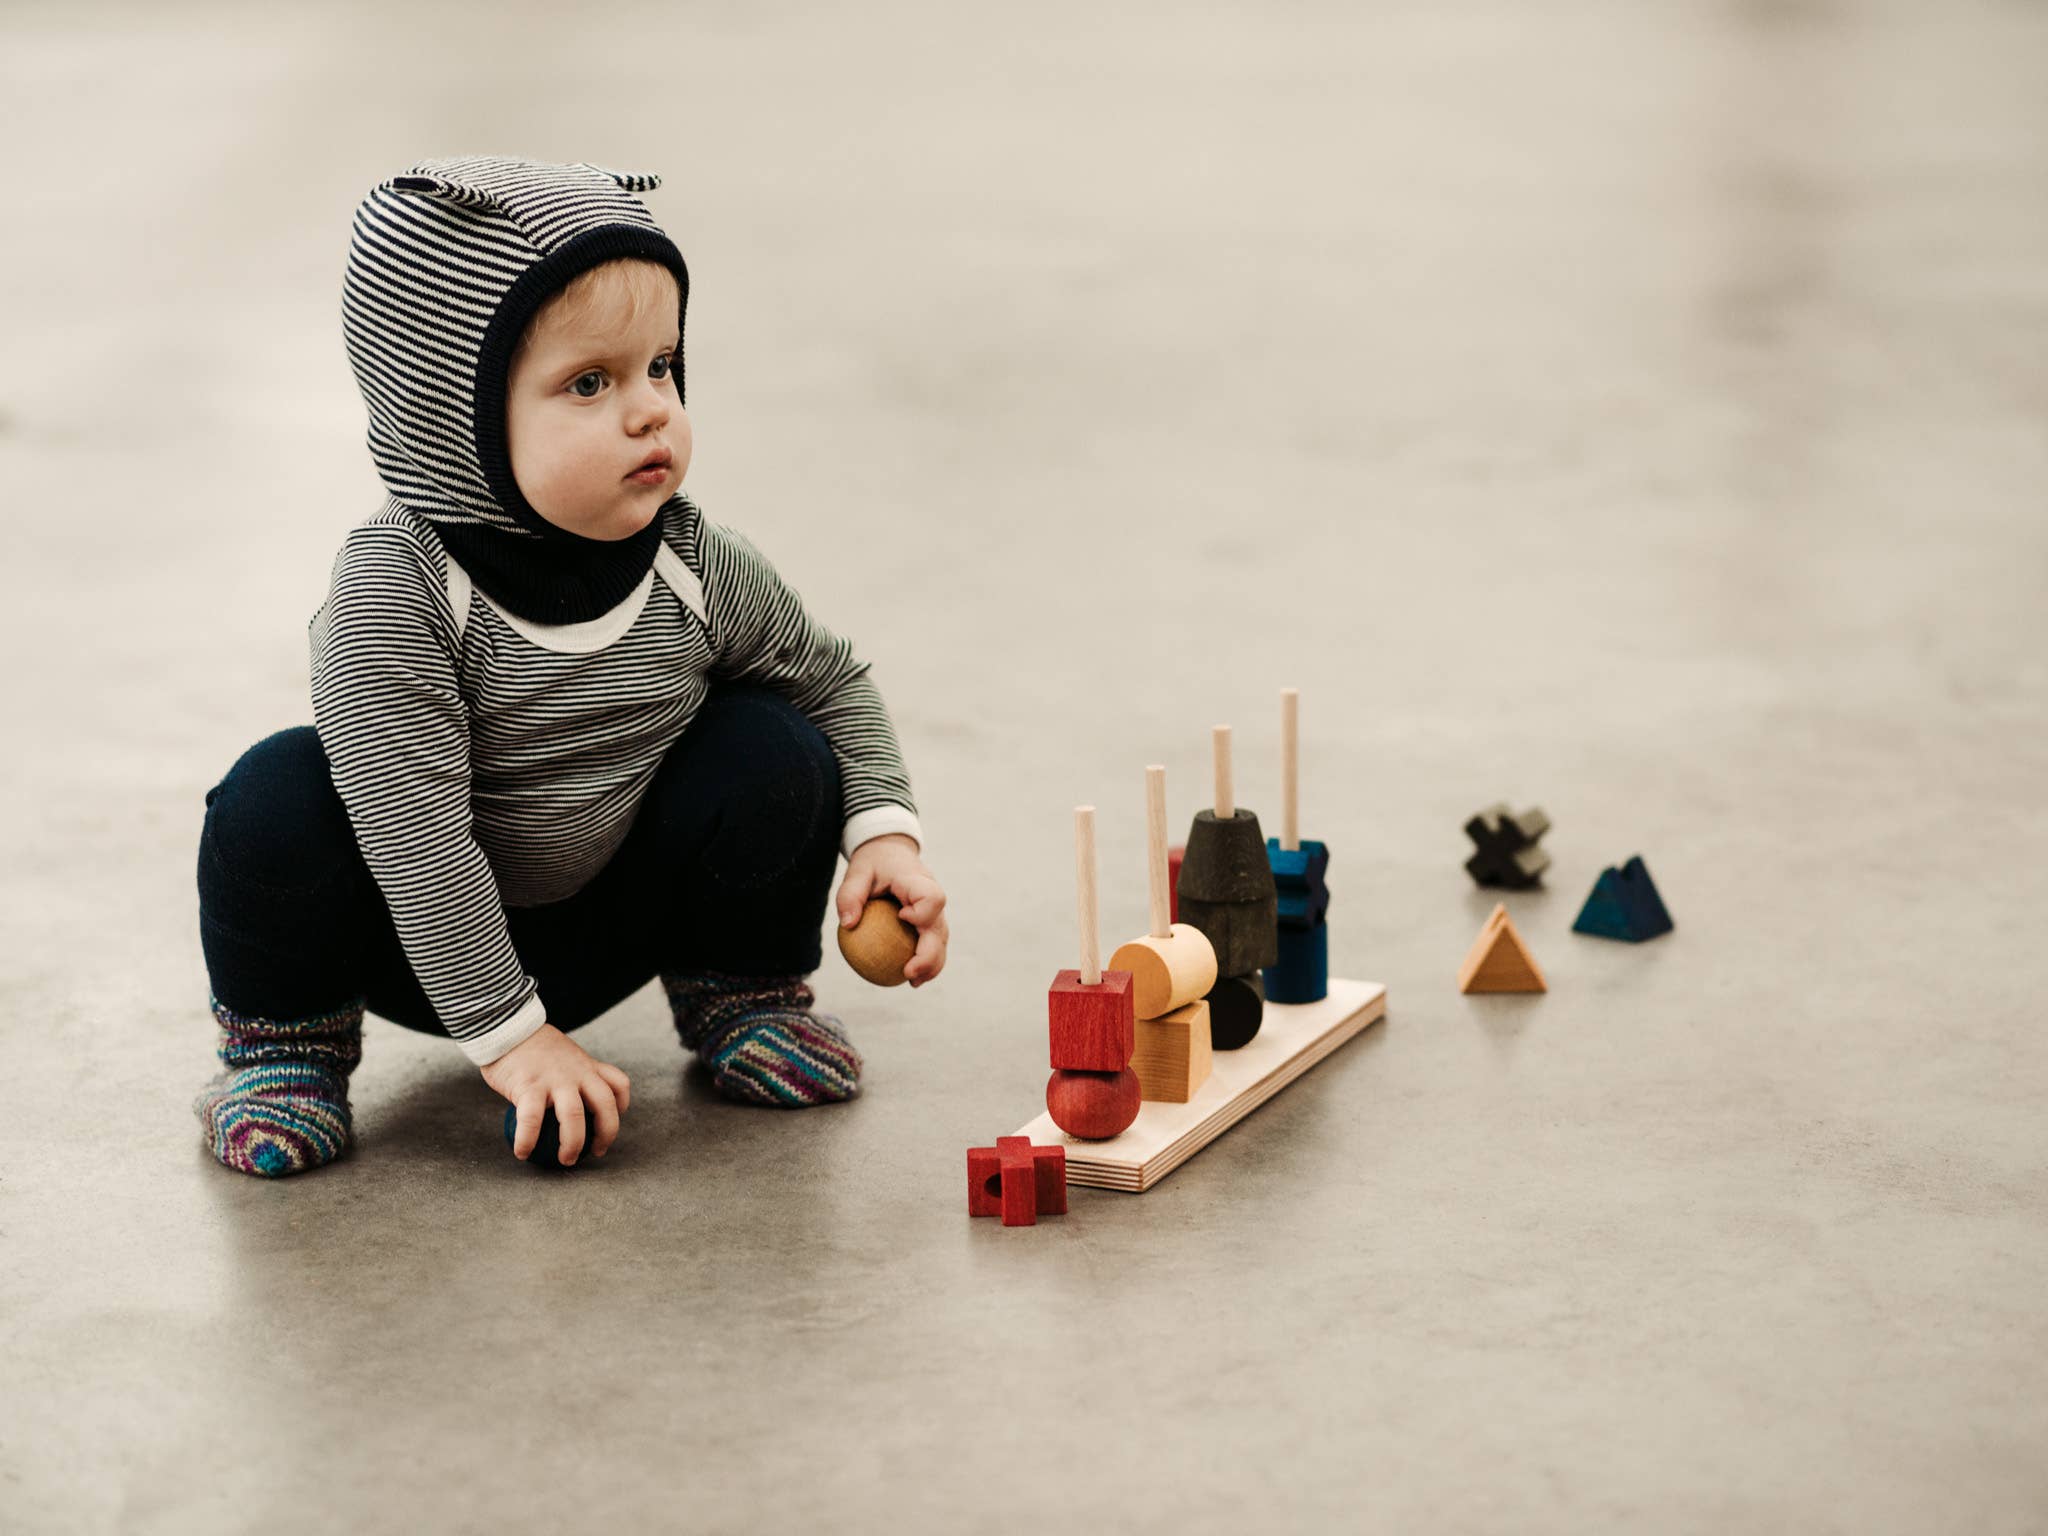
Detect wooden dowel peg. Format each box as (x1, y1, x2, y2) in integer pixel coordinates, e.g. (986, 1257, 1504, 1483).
(1146, 765, 1171, 939)
(1111, 763, 1219, 1020)
(1075, 805, 1100, 985)
(1280, 687, 1299, 852)
(1213, 724, 1234, 820)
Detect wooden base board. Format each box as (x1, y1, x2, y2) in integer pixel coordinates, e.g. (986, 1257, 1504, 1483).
(1013, 977, 1387, 1192)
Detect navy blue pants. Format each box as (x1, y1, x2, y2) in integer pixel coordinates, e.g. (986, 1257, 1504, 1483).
(197, 683, 844, 1037)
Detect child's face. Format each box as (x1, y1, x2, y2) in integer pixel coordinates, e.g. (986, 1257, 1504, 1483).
(504, 270, 691, 542)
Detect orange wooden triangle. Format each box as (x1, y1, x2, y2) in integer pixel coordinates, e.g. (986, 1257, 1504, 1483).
(1458, 902, 1547, 993)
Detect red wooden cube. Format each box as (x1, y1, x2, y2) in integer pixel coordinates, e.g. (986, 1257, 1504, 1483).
(1048, 968, 1135, 1072)
(967, 1136, 1067, 1226)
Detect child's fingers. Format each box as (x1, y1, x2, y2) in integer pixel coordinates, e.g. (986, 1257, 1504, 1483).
(836, 866, 876, 927)
(512, 1091, 548, 1159)
(595, 1061, 631, 1113)
(550, 1087, 588, 1166)
(898, 883, 947, 930)
(906, 916, 949, 986)
(583, 1075, 622, 1157)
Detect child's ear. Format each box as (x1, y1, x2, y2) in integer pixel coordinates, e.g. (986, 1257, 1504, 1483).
(380, 173, 496, 209)
(381, 166, 663, 205)
(573, 163, 662, 194)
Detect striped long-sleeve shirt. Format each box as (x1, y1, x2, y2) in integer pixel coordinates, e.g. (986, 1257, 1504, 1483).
(308, 491, 921, 1067)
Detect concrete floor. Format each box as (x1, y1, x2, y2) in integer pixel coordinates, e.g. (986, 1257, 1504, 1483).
(3, 1, 2045, 1531)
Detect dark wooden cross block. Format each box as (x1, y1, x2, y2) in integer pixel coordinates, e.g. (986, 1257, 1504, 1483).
(1464, 803, 1552, 889)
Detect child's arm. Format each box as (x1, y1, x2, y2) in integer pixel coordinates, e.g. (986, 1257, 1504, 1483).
(693, 515, 948, 983)
(308, 517, 556, 1065)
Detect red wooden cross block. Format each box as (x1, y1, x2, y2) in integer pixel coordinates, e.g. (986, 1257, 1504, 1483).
(967, 1136, 1068, 1227)
(1047, 968, 1135, 1072)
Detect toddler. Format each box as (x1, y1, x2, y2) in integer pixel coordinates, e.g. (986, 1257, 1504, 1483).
(191, 155, 947, 1175)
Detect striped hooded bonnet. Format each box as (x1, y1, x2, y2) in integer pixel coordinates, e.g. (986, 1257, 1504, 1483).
(341, 155, 691, 625)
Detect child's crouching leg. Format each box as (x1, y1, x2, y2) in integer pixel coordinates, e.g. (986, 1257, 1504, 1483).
(193, 726, 377, 1175)
(650, 684, 855, 1106)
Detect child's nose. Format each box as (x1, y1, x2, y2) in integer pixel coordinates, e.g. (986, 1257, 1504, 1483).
(630, 376, 670, 423)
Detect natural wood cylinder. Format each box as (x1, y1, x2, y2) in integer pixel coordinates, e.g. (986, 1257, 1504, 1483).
(1109, 923, 1218, 1020)
(836, 896, 916, 986)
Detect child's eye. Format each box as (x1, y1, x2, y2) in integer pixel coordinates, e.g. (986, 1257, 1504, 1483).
(568, 355, 672, 398)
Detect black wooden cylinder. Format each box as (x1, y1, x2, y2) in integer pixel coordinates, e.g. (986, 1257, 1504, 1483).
(1205, 972, 1265, 1051)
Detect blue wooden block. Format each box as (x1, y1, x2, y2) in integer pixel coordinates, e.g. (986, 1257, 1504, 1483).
(1267, 838, 1330, 930)
(1263, 919, 1328, 1004)
(1572, 855, 1674, 942)
(1277, 888, 1323, 928)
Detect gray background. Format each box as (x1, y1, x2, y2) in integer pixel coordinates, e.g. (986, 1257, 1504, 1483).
(3, 1, 2045, 1531)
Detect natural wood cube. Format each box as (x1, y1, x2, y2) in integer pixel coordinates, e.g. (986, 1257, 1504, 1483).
(1131, 999, 1214, 1104)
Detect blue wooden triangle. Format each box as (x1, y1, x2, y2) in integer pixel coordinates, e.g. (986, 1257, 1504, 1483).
(1572, 868, 1635, 939)
(1617, 856, 1673, 938)
(1573, 856, 1673, 941)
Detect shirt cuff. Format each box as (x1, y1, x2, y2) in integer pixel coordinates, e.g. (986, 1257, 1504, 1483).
(452, 991, 550, 1068)
(841, 804, 922, 861)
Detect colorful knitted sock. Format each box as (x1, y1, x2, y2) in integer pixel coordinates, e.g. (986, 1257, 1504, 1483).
(191, 994, 363, 1177)
(659, 971, 862, 1108)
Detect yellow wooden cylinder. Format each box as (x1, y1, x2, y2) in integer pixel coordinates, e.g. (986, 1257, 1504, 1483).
(1109, 922, 1218, 1020)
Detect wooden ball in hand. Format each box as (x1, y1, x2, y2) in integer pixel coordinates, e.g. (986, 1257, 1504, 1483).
(838, 895, 918, 987)
(503, 1104, 579, 1170)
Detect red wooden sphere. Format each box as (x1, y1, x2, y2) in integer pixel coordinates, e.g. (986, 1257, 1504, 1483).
(1045, 1067, 1141, 1141)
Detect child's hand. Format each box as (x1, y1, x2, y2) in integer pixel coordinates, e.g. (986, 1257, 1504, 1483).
(837, 833, 949, 987)
(479, 1022, 632, 1166)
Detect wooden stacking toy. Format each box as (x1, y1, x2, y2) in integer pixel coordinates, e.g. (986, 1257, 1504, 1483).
(967, 1136, 1068, 1226)
(1111, 766, 1217, 1104)
(1045, 806, 1142, 1140)
(1014, 715, 1391, 1194)
(837, 894, 918, 986)
(1177, 724, 1278, 1049)
(1458, 902, 1547, 993)
(1264, 687, 1330, 1005)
